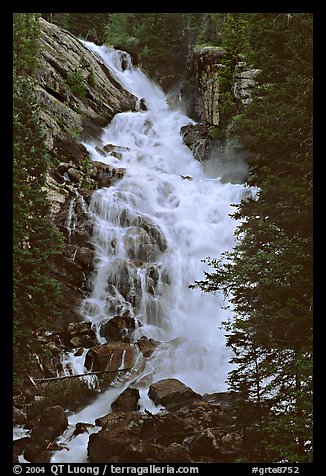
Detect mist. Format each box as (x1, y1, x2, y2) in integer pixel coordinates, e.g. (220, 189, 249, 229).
(203, 140, 249, 184)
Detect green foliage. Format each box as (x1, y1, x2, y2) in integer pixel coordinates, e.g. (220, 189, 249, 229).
(105, 13, 187, 83)
(193, 13, 313, 462)
(217, 14, 252, 126)
(87, 67, 95, 87)
(189, 13, 223, 46)
(66, 68, 86, 97)
(47, 13, 109, 43)
(13, 13, 41, 75)
(69, 128, 82, 140)
(13, 14, 64, 392)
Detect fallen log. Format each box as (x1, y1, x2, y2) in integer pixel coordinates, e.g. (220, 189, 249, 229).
(33, 368, 125, 384)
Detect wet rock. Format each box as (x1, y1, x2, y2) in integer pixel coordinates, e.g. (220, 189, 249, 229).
(114, 167, 126, 178)
(148, 378, 202, 411)
(13, 406, 27, 425)
(67, 321, 95, 337)
(98, 173, 112, 188)
(67, 167, 82, 183)
(136, 336, 159, 357)
(111, 388, 140, 412)
(180, 124, 212, 162)
(70, 335, 95, 348)
(135, 216, 167, 253)
(136, 98, 147, 111)
(124, 227, 163, 262)
(72, 422, 96, 437)
(106, 260, 142, 309)
(13, 436, 31, 453)
(100, 315, 139, 342)
(41, 355, 63, 378)
(85, 343, 137, 372)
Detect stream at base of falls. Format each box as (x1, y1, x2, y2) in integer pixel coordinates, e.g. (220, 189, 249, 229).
(40, 42, 250, 463)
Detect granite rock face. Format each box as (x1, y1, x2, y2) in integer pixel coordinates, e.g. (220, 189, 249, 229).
(35, 18, 136, 153)
(31, 19, 138, 330)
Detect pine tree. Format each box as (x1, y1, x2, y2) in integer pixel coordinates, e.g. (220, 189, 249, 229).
(193, 13, 313, 462)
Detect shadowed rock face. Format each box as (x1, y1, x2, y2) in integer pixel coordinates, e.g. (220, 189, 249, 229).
(88, 382, 242, 463)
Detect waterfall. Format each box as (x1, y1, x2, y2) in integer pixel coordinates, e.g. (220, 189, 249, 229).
(51, 43, 248, 463)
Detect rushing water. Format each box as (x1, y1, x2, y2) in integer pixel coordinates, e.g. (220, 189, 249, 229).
(50, 42, 248, 463)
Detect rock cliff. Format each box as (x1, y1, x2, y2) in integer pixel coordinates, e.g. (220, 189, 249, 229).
(180, 46, 260, 165)
(33, 19, 137, 328)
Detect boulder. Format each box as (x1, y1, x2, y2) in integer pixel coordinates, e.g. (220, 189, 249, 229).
(100, 315, 138, 342)
(30, 425, 61, 442)
(85, 343, 137, 372)
(13, 436, 31, 453)
(67, 167, 82, 183)
(148, 378, 202, 411)
(24, 443, 51, 463)
(202, 391, 238, 410)
(66, 321, 95, 337)
(89, 400, 242, 463)
(111, 388, 140, 412)
(88, 412, 152, 463)
(62, 321, 97, 348)
(188, 428, 220, 457)
(26, 396, 53, 423)
(136, 336, 159, 357)
(39, 405, 68, 432)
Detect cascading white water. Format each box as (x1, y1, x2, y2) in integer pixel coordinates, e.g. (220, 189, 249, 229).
(51, 43, 248, 463)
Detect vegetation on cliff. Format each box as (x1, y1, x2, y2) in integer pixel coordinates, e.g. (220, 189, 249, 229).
(13, 13, 64, 390)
